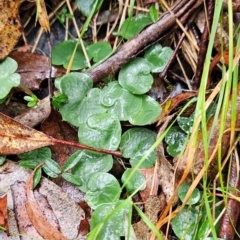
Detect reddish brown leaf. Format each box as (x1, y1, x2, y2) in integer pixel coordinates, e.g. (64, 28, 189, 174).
(0, 194, 9, 236)
(78, 201, 91, 236)
(139, 167, 158, 202)
(157, 92, 197, 124)
(25, 165, 68, 240)
(0, 112, 53, 155)
(11, 181, 43, 238)
(9, 51, 65, 90)
(0, 112, 122, 156)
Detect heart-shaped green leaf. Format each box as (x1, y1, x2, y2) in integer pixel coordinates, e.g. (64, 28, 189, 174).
(59, 73, 93, 126)
(100, 81, 142, 121)
(144, 43, 173, 73)
(121, 168, 146, 193)
(63, 150, 113, 192)
(119, 58, 153, 94)
(118, 14, 152, 40)
(165, 126, 187, 157)
(90, 200, 132, 239)
(0, 57, 20, 100)
(78, 112, 121, 150)
(52, 40, 88, 70)
(86, 42, 112, 62)
(129, 95, 161, 125)
(178, 183, 201, 205)
(77, 88, 107, 125)
(85, 172, 121, 209)
(120, 128, 157, 168)
(177, 115, 194, 134)
(172, 206, 199, 240)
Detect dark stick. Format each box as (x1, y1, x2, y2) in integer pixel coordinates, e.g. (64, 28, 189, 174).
(193, 0, 215, 89)
(87, 0, 204, 83)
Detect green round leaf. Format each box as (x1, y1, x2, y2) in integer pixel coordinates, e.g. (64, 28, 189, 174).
(64, 150, 113, 192)
(118, 14, 152, 40)
(129, 95, 161, 125)
(171, 206, 199, 240)
(144, 44, 173, 73)
(59, 72, 93, 102)
(77, 88, 107, 124)
(178, 183, 201, 205)
(198, 196, 222, 239)
(52, 40, 88, 70)
(59, 73, 93, 126)
(177, 115, 194, 134)
(90, 200, 132, 239)
(78, 113, 121, 150)
(0, 156, 6, 165)
(100, 81, 142, 121)
(76, 0, 102, 16)
(165, 126, 187, 157)
(86, 42, 112, 62)
(0, 57, 20, 99)
(121, 169, 146, 193)
(85, 172, 121, 209)
(119, 128, 157, 168)
(119, 58, 153, 94)
(62, 172, 82, 186)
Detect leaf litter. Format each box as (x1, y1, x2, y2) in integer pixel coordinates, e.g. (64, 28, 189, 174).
(1, 0, 240, 239)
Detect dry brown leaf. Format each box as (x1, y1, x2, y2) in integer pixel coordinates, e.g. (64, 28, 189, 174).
(36, 0, 50, 31)
(0, 112, 122, 156)
(0, 0, 26, 60)
(139, 167, 158, 202)
(10, 51, 65, 90)
(0, 112, 53, 155)
(0, 160, 84, 239)
(11, 181, 43, 239)
(25, 165, 68, 240)
(0, 194, 9, 236)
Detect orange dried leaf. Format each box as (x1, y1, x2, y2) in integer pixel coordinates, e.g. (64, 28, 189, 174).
(36, 0, 50, 31)
(0, 112, 53, 155)
(0, 195, 9, 236)
(25, 165, 68, 240)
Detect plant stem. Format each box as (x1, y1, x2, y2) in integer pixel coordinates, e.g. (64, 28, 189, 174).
(51, 138, 122, 157)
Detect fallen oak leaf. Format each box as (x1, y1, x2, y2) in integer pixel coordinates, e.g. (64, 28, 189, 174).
(0, 194, 9, 236)
(0, 112, 122, 157)
(25, 164, 68, 240)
